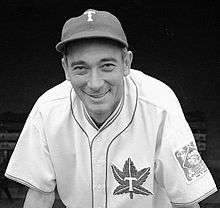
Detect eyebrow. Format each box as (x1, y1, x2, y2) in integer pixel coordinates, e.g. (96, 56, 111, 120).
(70, 58, 118, 67)
(70, 61, 87, 67)
(99, 58, 118, 63)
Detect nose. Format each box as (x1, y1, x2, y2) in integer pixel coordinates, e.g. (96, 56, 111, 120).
(87, 69, 104, 90)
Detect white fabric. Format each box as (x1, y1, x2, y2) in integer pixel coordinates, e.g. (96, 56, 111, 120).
(5, 69, 217, 208)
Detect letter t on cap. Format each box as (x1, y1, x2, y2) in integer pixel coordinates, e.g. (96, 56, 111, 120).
(84, 10, 96, 22)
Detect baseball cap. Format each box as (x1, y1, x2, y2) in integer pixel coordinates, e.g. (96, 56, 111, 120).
(56, 9, 128, 53)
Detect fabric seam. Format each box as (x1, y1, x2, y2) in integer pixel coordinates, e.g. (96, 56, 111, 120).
(172, 187, 217, 206)
(5, 173, 54, 194)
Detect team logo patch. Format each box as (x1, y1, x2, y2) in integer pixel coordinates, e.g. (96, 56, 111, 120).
(175, 142, 208, 183)
(111, 158, 152, 199)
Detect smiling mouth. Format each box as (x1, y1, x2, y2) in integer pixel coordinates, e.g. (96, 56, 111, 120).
(85, 91, 109, 99)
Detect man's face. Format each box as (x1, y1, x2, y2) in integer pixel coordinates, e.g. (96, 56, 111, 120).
(63, 40, 131, 122)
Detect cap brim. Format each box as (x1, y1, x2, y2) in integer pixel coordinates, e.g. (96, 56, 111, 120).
(55, 30, 128, 53)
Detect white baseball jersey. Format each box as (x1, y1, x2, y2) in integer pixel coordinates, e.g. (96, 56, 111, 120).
(5, 69, 217, 208)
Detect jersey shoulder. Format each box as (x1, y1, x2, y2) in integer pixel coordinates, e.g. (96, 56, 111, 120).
(36, 80, 72, 105)
(29, 80, 74, 119)
(129, 69, 181, 113)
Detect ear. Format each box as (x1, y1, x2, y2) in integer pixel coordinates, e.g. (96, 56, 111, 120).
(123, 50, 133, 76)
(62, 58, 70, 80)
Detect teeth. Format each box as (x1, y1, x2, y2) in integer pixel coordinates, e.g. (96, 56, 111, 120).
(90, 93, 105, 98)
(87, 91, 108, 98)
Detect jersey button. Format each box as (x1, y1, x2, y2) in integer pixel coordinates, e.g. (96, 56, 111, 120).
(95, 184, 104, 192)
(96, 136, 102, 142)
(95, 160, 105, 167)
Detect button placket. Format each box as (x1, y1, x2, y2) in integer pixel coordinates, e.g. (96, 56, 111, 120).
(95, 135, 103, 142)
(95, 159, 105, 168)
(95, 184, 104, 192)
(92, 134, 106, 208)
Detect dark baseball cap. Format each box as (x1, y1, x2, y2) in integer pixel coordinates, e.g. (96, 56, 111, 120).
(56, 9, 128, 53)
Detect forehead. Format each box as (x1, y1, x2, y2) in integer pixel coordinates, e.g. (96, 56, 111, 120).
(66, 39, 123, 60)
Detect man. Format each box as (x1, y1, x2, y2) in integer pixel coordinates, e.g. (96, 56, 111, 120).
(5, 9, 217, 208)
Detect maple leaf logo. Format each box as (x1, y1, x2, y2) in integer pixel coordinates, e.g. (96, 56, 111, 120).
(111, 158, 153, 199)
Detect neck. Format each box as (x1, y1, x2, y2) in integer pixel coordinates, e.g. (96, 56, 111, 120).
(86, 97, 122, 127)
(89, 109, 112, 125)
(84, 86, 124, 128)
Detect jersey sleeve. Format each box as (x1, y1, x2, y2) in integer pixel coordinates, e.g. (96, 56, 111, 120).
(154, 94, 217, 206)
(5, 105, 56, 193)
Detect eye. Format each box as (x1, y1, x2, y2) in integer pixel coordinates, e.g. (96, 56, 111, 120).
(71, 65, 88, 75)
(101, 63, 116, 72)
(73, 65, 86, 71)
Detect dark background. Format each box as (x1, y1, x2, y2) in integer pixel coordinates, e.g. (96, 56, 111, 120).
(0, 0, 219, 115)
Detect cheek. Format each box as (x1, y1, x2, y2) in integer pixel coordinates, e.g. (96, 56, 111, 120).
(105, 71, 124, 86)
(70, 76, 87, 90)
(107, 76, 124, 98)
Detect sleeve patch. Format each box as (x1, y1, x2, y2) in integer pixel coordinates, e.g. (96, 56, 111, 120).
(175, 142, 208, 183)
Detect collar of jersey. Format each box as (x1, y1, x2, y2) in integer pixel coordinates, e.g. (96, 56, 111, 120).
(82, 93, 124, 131)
